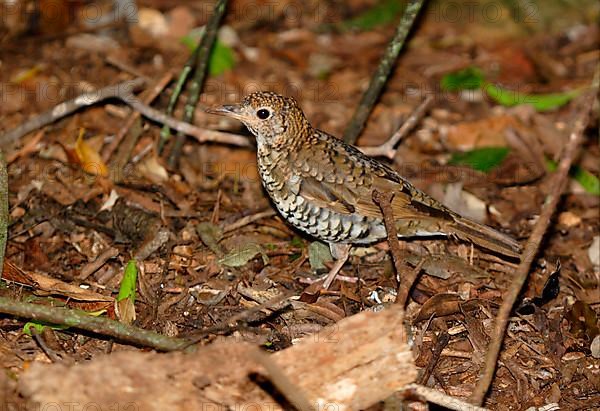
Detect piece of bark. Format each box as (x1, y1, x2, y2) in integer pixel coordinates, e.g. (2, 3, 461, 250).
(19, 304, 415, 410)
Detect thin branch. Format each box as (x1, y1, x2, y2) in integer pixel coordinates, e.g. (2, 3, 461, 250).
(103, 72, 173, 162)
(0, 78, 251, 149)
(78, 246, 120, 281)
(0, 296, 191, 351)
(343, 0, 427, 144)
(124, 91, 251, 147)
(223, 209, 276, 234)
(168, 0, 229, 167)
(417, 331, 450, 385)
(372, 190, 419, 307)
(470, 86, 597, 405)
(29, 326, 63, 363)
(359, 95, 433, 158)
(399, 258, 425, 307)
(0, 79, 145, 146)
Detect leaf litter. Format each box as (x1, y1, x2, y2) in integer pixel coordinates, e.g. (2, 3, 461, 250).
(0, 1, 598, 409)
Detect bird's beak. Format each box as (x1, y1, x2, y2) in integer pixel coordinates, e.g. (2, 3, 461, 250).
(206, 104, 246, 121)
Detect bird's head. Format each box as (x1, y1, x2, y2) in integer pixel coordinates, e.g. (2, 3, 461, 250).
(207, 92, 311, 149)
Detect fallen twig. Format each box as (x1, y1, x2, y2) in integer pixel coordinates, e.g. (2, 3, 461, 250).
(78, 246, 120, 281)
(223, 209, 277, 234)
(103, 72, 173, 162)
(360, 95, 433, 158)
(470, 85, 598, 405)
(0, 78, 251, 149)
(372, 190, 420, 306)
(0, 79, 145, 146)
(0, 296, 191, 351)
(29, 326, 63, 363)
(125, 91, 251, 147)
(417, 331, 450, 385)
(343, 0, 427, 144)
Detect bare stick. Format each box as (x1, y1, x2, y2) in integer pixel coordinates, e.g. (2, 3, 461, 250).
(102, 72, 173, 162)
(470, 86, 597, 405)
(223, 209, 276, 234)
(124, 92, 251, 147)
(0, 296, 191, 351)
(78, 246, 120, 280)
(417, 331, 450, 385)
(399, 258, 425, 308)
(0, 79, 145, 146)
(1, 76, 431, 158)
(0, 78, 251, 149)
(359, 95, 433, 158)
(372, 190, 418, 306)
(168, 0, 229, 167)
(343, 0, 427, 144)
(29, 326, 63, 363)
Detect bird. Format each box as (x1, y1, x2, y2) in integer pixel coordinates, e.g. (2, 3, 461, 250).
(207, 92, 521, 288)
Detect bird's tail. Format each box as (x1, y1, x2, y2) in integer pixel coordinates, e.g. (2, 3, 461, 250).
(448, 216, 521, 259)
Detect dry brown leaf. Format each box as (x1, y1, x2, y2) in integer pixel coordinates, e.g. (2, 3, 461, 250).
(2, 261, 113, 302)
(75, 129, 109, 177)
(413, 293, 464, 322)
(114, 298, 136, 325)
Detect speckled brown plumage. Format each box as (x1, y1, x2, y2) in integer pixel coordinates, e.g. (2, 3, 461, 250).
(208, 92, 521, 259)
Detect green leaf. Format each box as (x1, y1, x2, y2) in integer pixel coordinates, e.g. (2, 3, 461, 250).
(308, 241, 333, 271)
(208, 40, 236, 76)
(219, 243, 268, 267)
(440, 67, 580, 111)
(449, 147, 510, 173)
(546, 159, 600, 196)
(181, 28, 235, 77)
(117, 260, 137, 303)
(484, 83, 580, 111)
(572, 167, 600, 196)
(440, 67, 485, 91)
(23, 320, 69, 336)
(340, 0, 405, 31)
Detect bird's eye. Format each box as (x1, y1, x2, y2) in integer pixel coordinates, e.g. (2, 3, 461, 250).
(256, 108, 271, 120)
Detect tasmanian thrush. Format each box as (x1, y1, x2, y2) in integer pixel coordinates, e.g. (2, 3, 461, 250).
(208, 92, 521, 287)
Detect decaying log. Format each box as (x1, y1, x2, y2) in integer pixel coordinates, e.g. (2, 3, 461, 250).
(19, 304, 416, 410)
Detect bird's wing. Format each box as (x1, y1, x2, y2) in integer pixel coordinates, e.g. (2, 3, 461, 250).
(296, 161, 454, 225)
(296, 175, 358, 215)
(292, 133, 455, 223)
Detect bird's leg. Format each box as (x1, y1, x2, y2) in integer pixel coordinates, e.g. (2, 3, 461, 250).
(323, 243, 352, 289)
